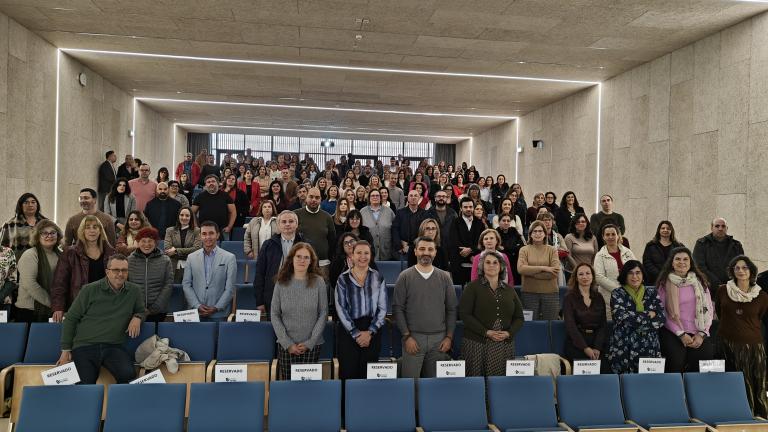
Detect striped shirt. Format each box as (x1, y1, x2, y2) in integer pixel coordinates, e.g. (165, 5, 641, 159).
(335, 267, 388, 338)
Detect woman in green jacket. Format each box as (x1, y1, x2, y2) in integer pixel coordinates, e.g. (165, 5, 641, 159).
(459, 250, 524, 376)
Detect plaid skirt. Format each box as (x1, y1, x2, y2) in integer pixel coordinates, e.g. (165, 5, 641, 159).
(276, 344, 322, 380)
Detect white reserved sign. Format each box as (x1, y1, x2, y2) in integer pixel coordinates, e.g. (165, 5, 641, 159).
(130, 369, 166, 384)
(235, 309, 261, 322)
(173, 309, 200, 322)
(506, 359, 535, 376)
(0, 310, 7, 323)
(573, 360, 601, 375)
(367, 363, 397, 380)
(523, 310, 534, 321)
(436, 360, 465, 378)
(41, 362, 80, 386)
(699, 359, 725, 373)
(291, 364, 322, 381)
(215, 364, 248, 382)
(639, 358, 665, 374)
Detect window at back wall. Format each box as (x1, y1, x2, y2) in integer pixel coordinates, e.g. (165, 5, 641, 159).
(211, 133, 434, 171)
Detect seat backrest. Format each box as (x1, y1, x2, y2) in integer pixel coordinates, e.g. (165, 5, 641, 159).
(268, 380, 341, 432)
(104, 383, 186, 432)
(515, 320, 550, 356)
(451, 321, 464, 359)
(217, 322, 275, 361)
(320, 321, 334, 360)
(345, 378, 416, 432)
(221, 241, 246, 260)
(168, 284, 185, 312)
(557, 374, 626, 428)
(377, 261, 402, 284)
(235, 283, 257, 310)
(24, 323, 61, 363)
(123, 322, 155, 362)
(621, 373, 691, 429)
(378, 320, 393, 359)
(418, 377, 487, 432)
(386, 283, 394, 314)
(188, 382, 265, 432)
(684, 372, 755, 425)
(487, 376, 560, 430)
(230, 226, 246, 242)
(0, 322, 27, 369)
(17, 384, 104, 432)
(549, 320, 567, 356)
(157, 322, 217, 362)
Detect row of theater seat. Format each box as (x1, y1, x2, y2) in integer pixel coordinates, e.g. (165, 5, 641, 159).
(13, 372, 766, 431)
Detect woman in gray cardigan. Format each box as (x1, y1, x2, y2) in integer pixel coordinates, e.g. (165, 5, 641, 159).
(15, 220, 63, 322)
(103, 178, 137, 232)
(360, 189, 396, 260)
(271, 242, 328, 380)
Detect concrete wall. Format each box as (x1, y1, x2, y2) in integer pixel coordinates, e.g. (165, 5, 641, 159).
(598, 12, 768, 267)
(467, 120, 517, 183)
(0, 11, 175, 224)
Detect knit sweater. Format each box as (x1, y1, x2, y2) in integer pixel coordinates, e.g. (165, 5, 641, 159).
(61, 278, 146, 350)
(392, 267, 457, 336)
(716, 284, 768, 345)
(270, 276, 328, 350)
(64, 211, 117, 247)
(16, 247, 59, 310)
(517, 244, 560, 294)
(294, 207, 336, 261)
(459, 279, 523, 343)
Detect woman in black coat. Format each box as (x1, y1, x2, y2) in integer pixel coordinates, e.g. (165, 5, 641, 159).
(641, 220, 684, 285)
(555, 191, 585, 235)
(490, 175, 509, 214)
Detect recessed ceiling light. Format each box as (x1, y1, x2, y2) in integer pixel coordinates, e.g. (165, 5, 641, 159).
(136, 97, 519, 119)
(60, 48, 600, 85)
(175, 123, 471, 140)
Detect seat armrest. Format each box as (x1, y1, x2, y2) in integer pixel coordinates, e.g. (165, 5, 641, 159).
(0, 365, 15, 416)
(559, 422, 576, 432)
(205, 360, 218, 382)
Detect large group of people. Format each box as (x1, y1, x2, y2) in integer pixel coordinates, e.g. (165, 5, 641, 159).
(0, 149, 766, 416)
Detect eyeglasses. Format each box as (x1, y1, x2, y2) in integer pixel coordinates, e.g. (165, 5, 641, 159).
(107, 268, 129, 274)
(294, 255, 311, 261)
(343, 240, 357, 246)
(40, 230, 58, 238)
(23, 200, 37, 205)
(423, 227, 437, 231)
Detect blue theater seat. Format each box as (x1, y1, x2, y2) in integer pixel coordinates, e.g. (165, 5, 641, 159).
(488, 375, 566, 432)
(418, 377, 490, 432)
(557, 374, 635, 431)
(269, 380, 341, 432)
(188, 382, 265, 432)
(16, 385, 104, 432)
(104, 383, 186, 432)
(684, 372, 768, 429)
(345, 378, 416, 432)
(621, 373, 706, 430)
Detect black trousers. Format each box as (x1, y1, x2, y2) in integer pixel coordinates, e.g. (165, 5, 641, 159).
(659, 327, 715, 373)
(72, 344, 136, 384)
(337, 318, 382, 380)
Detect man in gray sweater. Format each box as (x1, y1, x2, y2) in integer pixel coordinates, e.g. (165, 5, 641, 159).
(393, 236, 457, 378)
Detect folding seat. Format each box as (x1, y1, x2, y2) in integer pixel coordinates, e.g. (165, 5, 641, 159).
(386, 283, 394, 314)
(684, 371, 768, 431)
(208, 322, 275, 413)
(103, 383, 186, 432)
(168, 283, 185, 313)
(621, 373, 706, 431)
(220, 240, 246, 261)
(9, 323, 62, 423)
(232, 283, 257, 312)
(345, 378, 416, 432)
(418, 376, 491, 432)
(152, 322, 217, 414)
(515, 320, 550, 356)
(377, 260, 403, 284)
(0, 322, 27, 416)
(557, 374, 638, 431)
(452, 321, 464, 359)
(230, 226, 246, 241)
(377, 319, 395, 360)
(487, 375, 567, 432)
(268, 380, 341, 432)
(549, 319, 567, 356)
(188, 382, 265, 432)
(16, 384, 104, 432)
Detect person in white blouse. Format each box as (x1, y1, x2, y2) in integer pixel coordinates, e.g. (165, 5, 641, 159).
(593, 224, 636, 320)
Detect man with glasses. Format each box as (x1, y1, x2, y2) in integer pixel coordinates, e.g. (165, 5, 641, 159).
(128, 163, 158, 212)
(64, 188, 117, 246)
(56, 254, 146, 384)
(693, 217, 744, 289)
(253, 211, 305, 314)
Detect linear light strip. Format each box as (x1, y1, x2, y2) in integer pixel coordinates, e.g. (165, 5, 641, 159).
(137, 97, 517, 119)
(595, 83, 603, 213)
(175, 123, 471, 140)
(60, 48, 600, 85)
(515, 118, 520, 183)
(54, 49, 61, 222)
(172, 123, 177, 169)
(131, 97, 137, 154)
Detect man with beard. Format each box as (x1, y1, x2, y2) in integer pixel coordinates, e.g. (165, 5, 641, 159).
(294, 187, 336, 275)
(64, 188, 117, 246)
(393, 190, 427, 257)
(192, 175, 236, 240)
(393, 236, 457, 378)
(144, 182, 181, 237)
(425, 189, 458, 256)
(450, 197, 484, 286)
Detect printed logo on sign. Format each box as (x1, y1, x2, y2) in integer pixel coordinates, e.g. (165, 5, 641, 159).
(506, 359, 535, 376)
(236, 310, 261, 322)
(699, 359, 725, 373)
(523, 310, 534, 321)
(214, 364, 247, 382)
(573, 360, 601, 375)
(291, 364, 322, 381)
(638, 358, 665, 374)
(0, 310, 7, 323)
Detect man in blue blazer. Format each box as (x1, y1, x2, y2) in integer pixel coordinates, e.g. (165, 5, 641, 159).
(182, 221, 237, 321)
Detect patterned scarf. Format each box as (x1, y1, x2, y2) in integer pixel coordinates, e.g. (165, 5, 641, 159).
(726, 280, 761, 303)
(666, 272, 709, 333)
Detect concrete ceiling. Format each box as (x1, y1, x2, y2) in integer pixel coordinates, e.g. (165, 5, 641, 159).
(2, 0, 767, 143)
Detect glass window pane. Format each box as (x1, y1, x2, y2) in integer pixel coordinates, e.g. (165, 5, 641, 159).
(273, 136, 300, 153)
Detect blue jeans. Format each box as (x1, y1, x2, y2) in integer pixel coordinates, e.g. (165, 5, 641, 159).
(72, 344, 135, 384)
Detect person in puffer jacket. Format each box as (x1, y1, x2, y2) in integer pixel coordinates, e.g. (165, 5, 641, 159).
(127, 227, 173, 322)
